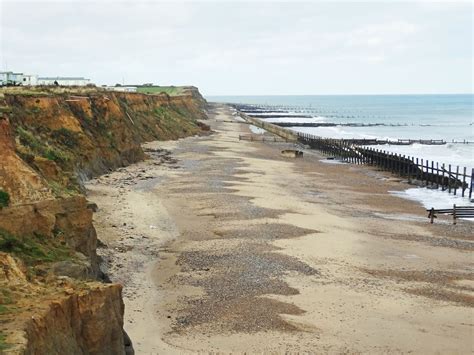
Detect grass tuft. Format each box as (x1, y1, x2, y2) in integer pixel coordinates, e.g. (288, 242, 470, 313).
(17, 127, 42, 151)
(17, 127, 70, 163)
(0, 332, 9, 351)
(0, 229, 73, 266)
(0, 190, 9, 208)
(51, 128, 79, 149)
(136, 86, 185, 96)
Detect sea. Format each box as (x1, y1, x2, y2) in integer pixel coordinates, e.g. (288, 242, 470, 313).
(207, 94, 474, 210)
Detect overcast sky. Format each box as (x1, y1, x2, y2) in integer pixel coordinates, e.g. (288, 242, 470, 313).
(0, 1, 472, 95)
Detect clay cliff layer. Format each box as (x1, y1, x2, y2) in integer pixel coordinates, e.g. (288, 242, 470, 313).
(0, 88, 208, 353)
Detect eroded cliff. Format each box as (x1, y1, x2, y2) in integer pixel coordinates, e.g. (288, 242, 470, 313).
(0, 87, 208, 353)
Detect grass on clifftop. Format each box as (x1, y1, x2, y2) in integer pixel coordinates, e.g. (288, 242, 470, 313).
(0, 229, 73, 266)
(136, 86, 185, 96)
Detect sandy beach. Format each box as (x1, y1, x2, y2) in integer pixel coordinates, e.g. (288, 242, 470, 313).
(86, 103, 473, 353)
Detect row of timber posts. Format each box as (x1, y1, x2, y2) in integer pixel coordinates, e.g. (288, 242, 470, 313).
(297, 132, 474, 200)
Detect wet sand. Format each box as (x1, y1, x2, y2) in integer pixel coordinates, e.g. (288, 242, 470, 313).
(86, 103, 473, 353)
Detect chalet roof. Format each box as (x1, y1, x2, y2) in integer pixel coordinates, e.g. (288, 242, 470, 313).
(38, 77, 89, 80)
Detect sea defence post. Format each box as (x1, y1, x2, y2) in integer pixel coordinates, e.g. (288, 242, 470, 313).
(239, 112, 298, 142)
(237, 110, 474, 200)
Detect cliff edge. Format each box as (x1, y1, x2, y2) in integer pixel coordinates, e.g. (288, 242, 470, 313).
(0, 87, 208, 354)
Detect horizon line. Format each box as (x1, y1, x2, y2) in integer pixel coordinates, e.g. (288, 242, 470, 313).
(204, 93, 474, 97)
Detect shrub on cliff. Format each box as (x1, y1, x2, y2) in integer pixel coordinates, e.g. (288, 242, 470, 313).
(17, 127, 71, 164)
(17, 126, 42, 151)
(43, 147, 70, 163)
(0, 333, 8, 351)
(0, 229, 73, 266)
(51, 128, 79, 148)
(0, 190, 9, 208)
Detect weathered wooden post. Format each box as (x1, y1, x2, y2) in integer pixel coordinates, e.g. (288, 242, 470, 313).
(454, 166, 459, 195)
(399, 154, 403, 176)
(425, 159, 429, 184)
(441, 164, 446, 190)
(402, 155, 406, 176)
(469, 168, 474, 199)
(462, 167, 467, 197)
(431, 161, 434, 187)
(416, 158, 420, 181)
(430, 207, 435, 224)
(453, 204, 457, 225)
(406, 156, 411, 182)
(421, 159, 424, 185)
(448, 164, 452, 193)
(436, 162, 440, 189)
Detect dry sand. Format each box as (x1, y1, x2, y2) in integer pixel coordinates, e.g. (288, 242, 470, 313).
(86, 103, 473, 354)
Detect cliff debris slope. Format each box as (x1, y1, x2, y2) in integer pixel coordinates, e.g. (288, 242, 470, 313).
(0, 86, 208, 354)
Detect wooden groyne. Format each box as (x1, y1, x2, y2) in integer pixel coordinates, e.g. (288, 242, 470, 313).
(319, 138, 446, 146)
(238, 134, 289, 143)
(236, 104, 393, 119)
(269, 122, 408, 128)
(247, 114, 313, 119)
(298, 132, 474, 199)
(238, 112, 298, 142)
(428, 205, 474, 224)
(236, 111, 474, 200)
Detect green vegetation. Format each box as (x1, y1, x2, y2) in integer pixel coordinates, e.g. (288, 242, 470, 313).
(154, 106, 172, 118)
(43, 147, 69, 163)
(0, 289, 13, 308)
(0, 289, 14, 316)
(0, 229, 73, 266)
(0, 190, 9, 208)
(136, 86, 185, 96)
(48, 181, 79, 197)
(0, 86, 101, 97)
(17, 127, 71, 163)
(0, 332, 9, 351)
(30, 106, 42, 114)
(17, 127, 43, 151)
(51, 128, 79, 148)
(0, 305, 8, 315)
(151, 106, 199, 139)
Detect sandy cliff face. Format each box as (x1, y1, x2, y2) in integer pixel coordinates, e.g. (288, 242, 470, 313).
(0, 196, 99, 277)
(0, 253, 126, 355)
(4, 90, 206, 190)
(23, 284, 126, 355)
(0, 88, 208, 353)
(0, 117, 53, 205)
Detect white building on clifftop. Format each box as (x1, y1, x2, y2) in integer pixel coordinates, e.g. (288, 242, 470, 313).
(22, 74, 38, 86)
(37, 76, 91, 86)
(0, 71, 26, 86)
(1, 72, 91, 87)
